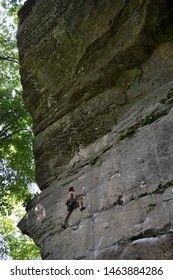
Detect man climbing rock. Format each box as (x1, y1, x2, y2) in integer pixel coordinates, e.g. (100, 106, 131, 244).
(61, 187, 86, 229)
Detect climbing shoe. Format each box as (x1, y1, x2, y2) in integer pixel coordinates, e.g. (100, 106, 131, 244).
(61, 224, 66, 229)
(80, 207, 86, 211)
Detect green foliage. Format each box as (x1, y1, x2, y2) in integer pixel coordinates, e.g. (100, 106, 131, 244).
(160, 88, 173, 105)
(140, 110, 168, 126)
(140, 114, 156, 126)
(87, 156, 99, 166)
(127, 67, 143, 79)
(0, 208, 40, 260)
(0, 0, 41, 259)
(22, 192, 39, 209)
(118, 109, 169, 142)
(0, 0, 34, 206)
(152, 181, 172, 195)
(118, 127, 136, 141)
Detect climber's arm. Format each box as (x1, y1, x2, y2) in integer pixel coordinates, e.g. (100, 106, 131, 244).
(76, 193, 86, 198)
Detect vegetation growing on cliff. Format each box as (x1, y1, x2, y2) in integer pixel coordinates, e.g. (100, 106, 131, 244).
(0, 0, 40, 259)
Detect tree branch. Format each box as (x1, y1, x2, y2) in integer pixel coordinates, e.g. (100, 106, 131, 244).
(0, 114, 23, 138)
(0, 56, 19, 64)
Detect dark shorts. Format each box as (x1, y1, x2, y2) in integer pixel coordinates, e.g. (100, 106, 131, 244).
(67, 200, 79, 212)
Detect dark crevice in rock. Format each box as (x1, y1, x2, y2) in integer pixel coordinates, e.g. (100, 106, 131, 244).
(130, 224, 173, 241)
(129, 180, 173, 201)
(152, 180, 173, 194)
(118, 107, 172, 141)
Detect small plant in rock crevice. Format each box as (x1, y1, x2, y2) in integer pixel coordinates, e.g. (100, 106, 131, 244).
(118, 109, 169, 142)
(86, 156, 99, 166)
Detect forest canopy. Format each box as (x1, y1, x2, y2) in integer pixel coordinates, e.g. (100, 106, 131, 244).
(0, 0, 40, 259)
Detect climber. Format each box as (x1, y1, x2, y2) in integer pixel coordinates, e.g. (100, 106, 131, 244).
(61, 187, 86, 229)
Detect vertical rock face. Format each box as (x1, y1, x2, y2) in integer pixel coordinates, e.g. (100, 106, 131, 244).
(17, 0, 173, 259)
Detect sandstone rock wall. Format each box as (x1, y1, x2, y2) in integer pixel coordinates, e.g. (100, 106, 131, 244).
(17, 0, 173, 259)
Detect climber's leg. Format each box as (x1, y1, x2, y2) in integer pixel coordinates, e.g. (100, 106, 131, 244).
(77, 197, 86, 211)
(62, 209, 73, 228)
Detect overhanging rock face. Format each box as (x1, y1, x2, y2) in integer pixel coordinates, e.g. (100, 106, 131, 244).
(17, 0, 173, 259)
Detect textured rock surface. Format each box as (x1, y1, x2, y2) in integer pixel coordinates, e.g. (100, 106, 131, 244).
(17, 0, 173, 259)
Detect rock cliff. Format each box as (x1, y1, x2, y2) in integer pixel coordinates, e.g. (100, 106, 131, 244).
(17, 0, 173, 259)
